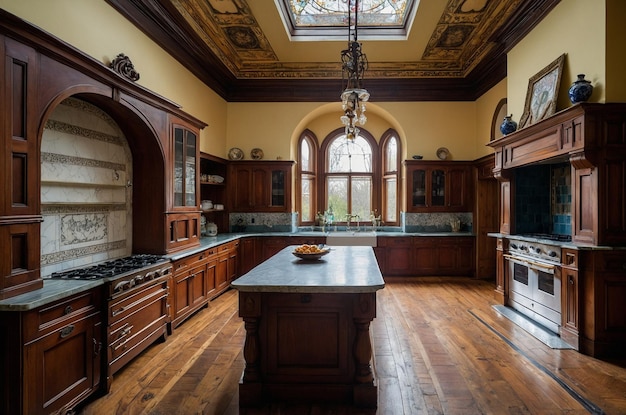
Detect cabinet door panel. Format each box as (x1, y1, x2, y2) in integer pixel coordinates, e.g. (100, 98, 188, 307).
(414, 245, 437, 274)
(447, 168, 468, 209)
(253, 168, 268, 208)
(190, 266, 207, 307)
(24, 315, 96, 414)
(206, 259, 217, 299)
(385, 245, 412, 275)
(216, 253, 229, 291)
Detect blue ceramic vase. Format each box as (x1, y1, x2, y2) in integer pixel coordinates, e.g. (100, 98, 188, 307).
(500, 114, 517, 135)
(568, 74, 593, 104)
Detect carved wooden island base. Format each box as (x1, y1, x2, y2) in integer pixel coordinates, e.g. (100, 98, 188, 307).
(232, 246, 385, 408)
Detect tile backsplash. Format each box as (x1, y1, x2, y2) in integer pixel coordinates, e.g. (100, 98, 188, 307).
(514, 162, 571, 236)
(40, 97, 132, 277)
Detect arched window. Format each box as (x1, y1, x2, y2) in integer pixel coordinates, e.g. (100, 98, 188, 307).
(297, 130, 318, 225)
(380, 129, 400, 224)
(298, 128, 401, 227)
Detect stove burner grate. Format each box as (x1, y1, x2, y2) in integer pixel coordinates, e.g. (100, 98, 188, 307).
(50, 254, 167, 280)
(519, 233, 571, 242)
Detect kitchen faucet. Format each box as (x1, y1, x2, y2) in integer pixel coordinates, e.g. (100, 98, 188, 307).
(345, 214, 360, 231)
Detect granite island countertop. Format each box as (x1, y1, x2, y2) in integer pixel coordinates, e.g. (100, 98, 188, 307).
(231, 245, 385, 293)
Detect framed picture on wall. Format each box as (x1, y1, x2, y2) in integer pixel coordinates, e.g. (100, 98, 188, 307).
(519, 54, 566, 128)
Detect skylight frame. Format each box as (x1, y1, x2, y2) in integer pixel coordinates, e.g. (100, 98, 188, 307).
(275, 0, 418, 41)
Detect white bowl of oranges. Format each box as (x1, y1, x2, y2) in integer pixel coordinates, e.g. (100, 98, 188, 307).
(292, 244, 330, 260)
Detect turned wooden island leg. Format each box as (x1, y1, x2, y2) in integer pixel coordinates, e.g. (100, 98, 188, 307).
(238, 292, 262, 405)
(352, 292, 378, 407)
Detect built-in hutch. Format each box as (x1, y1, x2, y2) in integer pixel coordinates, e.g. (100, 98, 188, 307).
(0, 10, 205, 414)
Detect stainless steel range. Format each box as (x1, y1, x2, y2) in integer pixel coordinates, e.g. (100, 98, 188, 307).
(50, 254, 173, 389)
(504, 236, 564, 333)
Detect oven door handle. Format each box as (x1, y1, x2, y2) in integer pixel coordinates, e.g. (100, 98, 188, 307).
(503, 254, 556, 273)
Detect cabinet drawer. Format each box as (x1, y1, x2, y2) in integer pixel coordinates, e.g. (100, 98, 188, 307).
(24, 289, 101, 343)
(218, 240, 238, 252)
(173, 250, 211, 274)
(108, 279, 168, 324)
(377, 237, 412, 247)
(108, 291, 169, 365)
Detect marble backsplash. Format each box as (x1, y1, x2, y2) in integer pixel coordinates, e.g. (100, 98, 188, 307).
(40, 97, 132, 277)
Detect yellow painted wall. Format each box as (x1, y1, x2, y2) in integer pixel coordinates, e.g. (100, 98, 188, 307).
(227, 100, 479, 162)
(0, 0, 228, 155)
(507, 0, 607, 123)
(474, 79, 507, 157)
(2, 0, 619, 162)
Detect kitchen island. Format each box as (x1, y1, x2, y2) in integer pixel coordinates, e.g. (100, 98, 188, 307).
(231, 245, 385, 407)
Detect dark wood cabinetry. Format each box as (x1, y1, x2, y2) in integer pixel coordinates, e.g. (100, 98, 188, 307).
(489, 104, 626, 357)
(473, 154, 498, 279)
(405, 161, 473, 212)
(170, 240, 239, 329)
(489, 103, 626, 246)
(560, 248, 579, 350)
(377, 236, 474, 276)
(1, 288, 103, 415)
(171, 249, 214, 329)
(228, 161, 294, 212)
(166, 121, 202, 253)
(239, 237, 259, 275)
(200, 153, 229, 233)
(0, 38, 43, 299)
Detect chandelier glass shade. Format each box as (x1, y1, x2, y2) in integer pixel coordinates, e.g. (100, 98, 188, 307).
(340, 0, 369, 141)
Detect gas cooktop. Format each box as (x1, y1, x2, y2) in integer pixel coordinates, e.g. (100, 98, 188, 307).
(517, 233, 572, 242)
(49, 254, 168, 280)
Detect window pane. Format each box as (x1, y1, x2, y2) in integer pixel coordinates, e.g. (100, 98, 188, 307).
(351, 176, 372, 218)
(385, 136, 397, 173)
(301, 138, 311, 171)
(328, 136, 372, 173)
(301, 175, 313, 221)
(384, 177, 397, 222)
(327, 176, 348, 220)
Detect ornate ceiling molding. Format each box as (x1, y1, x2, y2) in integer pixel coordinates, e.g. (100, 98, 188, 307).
(104, 0, 560, 102)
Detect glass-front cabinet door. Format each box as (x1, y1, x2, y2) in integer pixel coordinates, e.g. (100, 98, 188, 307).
(431, 169, 445, 206)
(412, 169, 426, 207)
(174, 127, 197, 207)
(271, 170, 285, 207)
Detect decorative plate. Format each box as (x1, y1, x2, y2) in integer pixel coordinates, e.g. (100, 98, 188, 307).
(250, 148, 264, 160)
(292, 249, 330, 260)
(228, 147, 244, 160)
(436, 147, 450, 160)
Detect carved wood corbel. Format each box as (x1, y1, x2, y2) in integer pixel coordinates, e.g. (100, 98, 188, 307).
(109, 53, 140, 82)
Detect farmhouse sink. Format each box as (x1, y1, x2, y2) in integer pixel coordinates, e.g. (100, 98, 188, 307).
(326, 231, 377, 247)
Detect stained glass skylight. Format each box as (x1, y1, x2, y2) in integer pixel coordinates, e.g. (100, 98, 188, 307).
(278, 0, 417, 39)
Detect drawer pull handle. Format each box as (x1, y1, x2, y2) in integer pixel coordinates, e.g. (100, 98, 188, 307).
(112, 306, 126, 317)
(93, 338, 102, 356)
(120, 325, 133, 338)
(64, 305, 73, 315)
(60, 325, 75, 338)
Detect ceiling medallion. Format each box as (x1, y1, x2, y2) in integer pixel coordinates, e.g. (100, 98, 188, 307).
(340, 0, 369, 142)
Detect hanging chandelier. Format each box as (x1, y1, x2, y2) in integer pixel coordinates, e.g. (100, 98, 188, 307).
(340, 0, 369, 141)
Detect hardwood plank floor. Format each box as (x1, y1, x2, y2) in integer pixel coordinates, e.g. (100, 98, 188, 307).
(78, 277, 626, 415)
